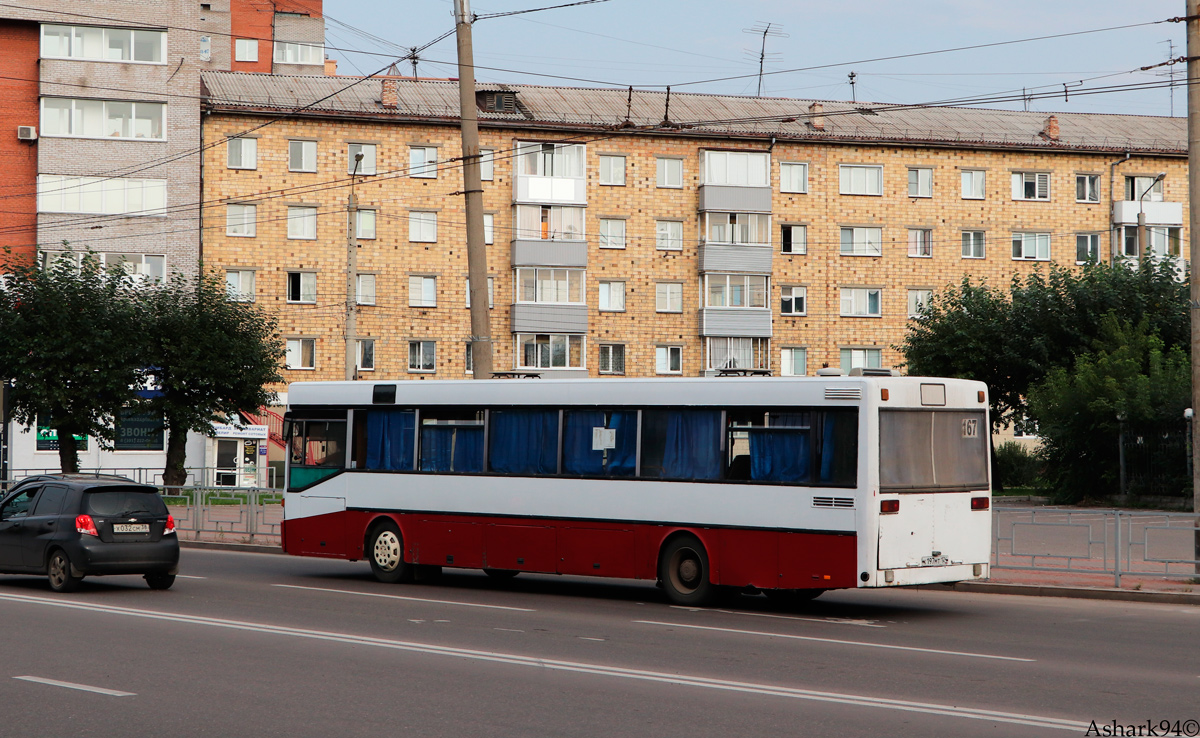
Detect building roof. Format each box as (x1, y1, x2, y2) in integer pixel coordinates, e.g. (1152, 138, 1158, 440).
(201, 71, 1187, 155)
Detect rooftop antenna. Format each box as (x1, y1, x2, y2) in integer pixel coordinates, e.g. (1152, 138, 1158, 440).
(742, 22, 788, 97)
(848, 71, 857, 102)
(1158, 39, 1177, 116)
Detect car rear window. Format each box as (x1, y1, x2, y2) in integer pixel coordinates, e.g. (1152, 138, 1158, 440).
(84, 488, 168, 517)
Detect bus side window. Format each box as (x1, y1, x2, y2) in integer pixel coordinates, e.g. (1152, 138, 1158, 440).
(489, 409, 558, 474)
(419, 410, 484, 473)
(292, 421, 347, 468)
(640, 410, 722, 480)
(818, 410, 858, 486)
(562, 410, 636, 477)
(362, 410, 415, 471)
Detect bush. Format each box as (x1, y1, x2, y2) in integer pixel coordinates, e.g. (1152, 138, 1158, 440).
(994, 441, 1042, 489)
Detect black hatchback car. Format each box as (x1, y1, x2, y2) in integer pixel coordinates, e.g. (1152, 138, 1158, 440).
(0, 474, 180, 592)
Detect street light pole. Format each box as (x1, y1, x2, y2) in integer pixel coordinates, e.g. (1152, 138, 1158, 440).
(1137, 172, 1166, 259)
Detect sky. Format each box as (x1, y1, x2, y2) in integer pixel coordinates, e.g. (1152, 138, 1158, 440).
(322, 0, 1189, 118)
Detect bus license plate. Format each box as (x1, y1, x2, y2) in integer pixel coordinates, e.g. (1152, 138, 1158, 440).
(113, 523, 149, 534)
(920, 554, 950, 567)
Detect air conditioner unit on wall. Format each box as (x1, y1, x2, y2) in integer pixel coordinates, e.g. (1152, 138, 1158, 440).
(16, 126, 37, 141)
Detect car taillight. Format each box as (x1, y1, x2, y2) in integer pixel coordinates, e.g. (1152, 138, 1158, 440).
(163, 514, 176, 535)
(971, 497, 990, 511)
(76, 514, 99, 537)
(880, 499, 900, 514)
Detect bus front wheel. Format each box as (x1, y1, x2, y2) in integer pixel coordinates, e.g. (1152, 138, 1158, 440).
(368, 522, 412, 584)
(659, 535, 716, 606)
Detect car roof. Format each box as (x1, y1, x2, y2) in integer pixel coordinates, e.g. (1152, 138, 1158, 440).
(8, 474, 157, 491)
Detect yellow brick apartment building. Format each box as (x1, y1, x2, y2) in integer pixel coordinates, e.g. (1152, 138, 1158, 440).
(199, 72, 1188, 385)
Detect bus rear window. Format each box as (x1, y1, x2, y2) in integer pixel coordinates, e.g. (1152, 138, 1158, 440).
(879, 410, 988, 491)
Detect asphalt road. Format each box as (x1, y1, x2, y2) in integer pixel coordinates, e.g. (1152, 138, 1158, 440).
(0, 549, 1196, 738)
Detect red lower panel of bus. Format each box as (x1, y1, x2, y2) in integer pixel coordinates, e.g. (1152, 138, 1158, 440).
(283, 512, 858, 590)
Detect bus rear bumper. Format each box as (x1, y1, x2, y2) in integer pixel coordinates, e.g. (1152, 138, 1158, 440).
(865, 562, 988, 587)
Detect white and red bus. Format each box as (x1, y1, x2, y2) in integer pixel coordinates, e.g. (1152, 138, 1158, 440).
(281, 374, 991, 605)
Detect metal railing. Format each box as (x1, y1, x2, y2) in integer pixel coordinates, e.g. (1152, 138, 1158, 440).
(161, 486, 282, 546)
(993, 507, 1200, 587)
(6, 466, 280, 489)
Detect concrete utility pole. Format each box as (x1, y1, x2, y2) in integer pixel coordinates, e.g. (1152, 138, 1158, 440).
(1188, 0, 1200, 565)
(454, 0, 493, 380)
(345, 153, 363, 381)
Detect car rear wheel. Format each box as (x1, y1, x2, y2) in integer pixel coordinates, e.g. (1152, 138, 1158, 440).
(47, 550, 83, 593)
(144, 573, 176, 590)
(368, 522, 412, 584)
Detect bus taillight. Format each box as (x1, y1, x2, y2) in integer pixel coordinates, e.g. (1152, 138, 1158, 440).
(971, 497, 990, 511)
(880, 500, 900, 514)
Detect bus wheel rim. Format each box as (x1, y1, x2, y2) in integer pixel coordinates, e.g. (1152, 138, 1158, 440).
(671, 549, 701, 593)
(374, 531, 401, 571)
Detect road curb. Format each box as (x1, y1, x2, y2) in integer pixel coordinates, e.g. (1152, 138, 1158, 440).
(180, 540, 283, 555)
(929, 580, 1200, 606)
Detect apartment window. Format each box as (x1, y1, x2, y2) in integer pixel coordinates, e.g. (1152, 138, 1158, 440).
(516, 142, 585, 177)
(356, 274, 376, 305)
(409, 276, 437, 307)
(656, 220, 683, 251)
(840, 348, 882, 371)
(357, 340, 375, 371)
(780, 348, 806, 377)
(705, 212, 770, 246)
(484, 213, 494, 244)
(226, 204, 256, 237)
(840, 287, 881, 317)
(465, 343, 474, 374)
(286, 339, 316, 370)
(1012, 172, 1050, 201)
(656, 282, 683, 313)
(1076, 233, 1100, 264)
(839, 165, 883, 196)
(780, 162, 808, 193)
(516, 268, 585, 304)
(288, 140, 317, 172)
(101, 253, 164, 283)
(355, 209, 376, 240)
(478, 149, 494, 181)
(348, 143, 377, 175)
(908, 289, 933, 318)
(41, 25, 165, 64)
(409, 211, 437, 242)
(1125, 175, 1164, 202)
(1012, 232, 1051, 261)
(225, 270, 255, 302)
(599, 218, 626, 249)
(1126, 226, 1183, 258)
(287, 206, 317, 239)
(599, 344, 625, 375)
(908, 228, 932, 257)
(655, 346, 683, 374)
(410, 146, 438, 178)
(408, 341, 436, 372)
(599, 155, 626, 185)
(464, 277, 495, 308)
(707, 337, 768, 371)
(37, 175, 166, 216)
(961, 169, 986, 200)
(227, 137, 257, 169)
(234, 38, 258, 62)
(907, 168, 932, 198)
(514, 205, 584, 241)
(840, 226, 882, 256)
(598, 280, 625, 311)
(962, 231, 985, 259)
(517, 334, 585, 370)
(705, 274, 768, 308)
(703, 151, 769, 187)
(287, 272, 316, 303)
(273, 41, 323, 65)
(656, 157, 683, 188)
(1076, 174, 1100, 203)
(40, 98, 164, 140)
(780, 286, 806, 316)
(780, 224, 806, 255)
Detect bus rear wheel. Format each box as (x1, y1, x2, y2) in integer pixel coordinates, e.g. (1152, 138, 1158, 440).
(659, 535, 716, 607)
(368, 522, 412, 584)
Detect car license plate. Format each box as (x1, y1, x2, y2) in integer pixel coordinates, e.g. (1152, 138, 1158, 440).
(920, 555, 950, 567)
(112, 523, 150, 534)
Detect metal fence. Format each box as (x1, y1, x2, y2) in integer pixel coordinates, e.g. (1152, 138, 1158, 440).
(161, 486, 282, 546)
(993, 507, 1200, 587)
(6, 466, 281, 489)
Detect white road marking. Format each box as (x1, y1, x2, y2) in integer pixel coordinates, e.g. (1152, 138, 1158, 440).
(271, 584, 535, 612)
(0, 592, 1082, 732)
(176, 575, 206, 580)
(670, 605, 883, 628)
(13, 676, 135, 697)
(635, 620, 1034, 662)
(579, 637, 606, 642)
(494, 628, 524, 633)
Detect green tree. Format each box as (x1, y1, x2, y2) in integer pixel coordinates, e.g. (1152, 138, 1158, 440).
(1027, 317, 1190, 501)
(140, 269, 284, 487)
(0, 249, 144, 473)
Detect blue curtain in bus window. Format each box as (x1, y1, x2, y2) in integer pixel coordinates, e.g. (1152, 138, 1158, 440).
(662, 410, 722, 480)
(421, 425, 484, 472)
(489, 410, 558, 475)
(562, 411, 637, 477)
(365, 410, 415, 470)
(749, 429, 810, 482)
